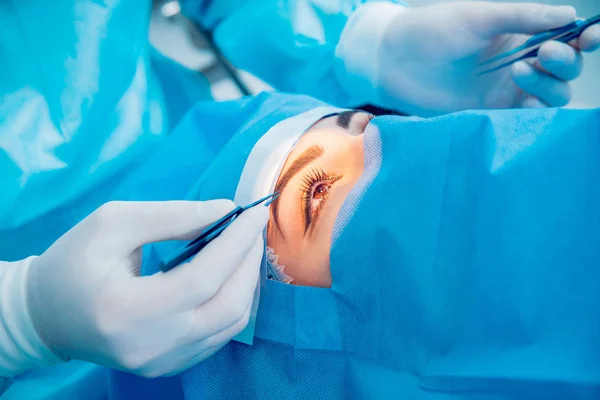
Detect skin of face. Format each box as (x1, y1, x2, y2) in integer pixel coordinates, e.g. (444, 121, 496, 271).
(266, 111, 369, 288)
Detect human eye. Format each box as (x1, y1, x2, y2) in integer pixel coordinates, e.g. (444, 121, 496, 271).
(299, 168, 342, 234)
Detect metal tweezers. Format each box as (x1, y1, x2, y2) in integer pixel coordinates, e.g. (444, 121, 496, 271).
(159, 192, 279, 272)
(478, 13, 600, 75)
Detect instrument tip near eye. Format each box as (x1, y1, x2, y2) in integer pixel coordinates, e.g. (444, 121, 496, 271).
(264, 192, 280, 207)
(245, 192, 280, 209)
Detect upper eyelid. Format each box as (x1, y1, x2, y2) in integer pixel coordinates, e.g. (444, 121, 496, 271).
(271, 145, 324, 238)
(300, 169, 339, 199)
(300, 168, 330, 191)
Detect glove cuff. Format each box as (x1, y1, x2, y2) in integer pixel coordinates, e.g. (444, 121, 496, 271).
(334, 2, 407, 106)
(0, 257, 63, 377)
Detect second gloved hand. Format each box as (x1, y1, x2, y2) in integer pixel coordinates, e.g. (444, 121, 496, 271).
(24, 200, 268, 377)
(336, 1, 600, 116)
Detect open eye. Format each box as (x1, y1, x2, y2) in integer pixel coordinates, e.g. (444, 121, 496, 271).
(300, 169, 342, 233)
(306, 182, 333, 215)
(313, 183, 330, 200)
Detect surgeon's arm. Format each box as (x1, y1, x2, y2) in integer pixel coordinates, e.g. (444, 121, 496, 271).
(0, 0, 168, 260)
(180, 0, 406, 108)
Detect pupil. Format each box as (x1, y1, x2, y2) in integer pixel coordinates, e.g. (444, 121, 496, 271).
(314, 184, 328, 199)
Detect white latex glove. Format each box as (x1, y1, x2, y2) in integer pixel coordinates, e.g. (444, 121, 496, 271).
(0, 200, 268, 378)
(336, 2, 600, 116)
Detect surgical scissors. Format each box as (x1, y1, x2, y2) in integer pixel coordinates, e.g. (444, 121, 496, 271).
(159, 192, 279, 272)
(478, 13, 600, 75)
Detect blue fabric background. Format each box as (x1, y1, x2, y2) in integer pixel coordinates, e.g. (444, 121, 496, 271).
(179, 106, 600, 399)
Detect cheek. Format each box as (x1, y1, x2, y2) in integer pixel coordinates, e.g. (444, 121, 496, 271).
(282, 246, 332, 288)
(266, 222, 332, 288)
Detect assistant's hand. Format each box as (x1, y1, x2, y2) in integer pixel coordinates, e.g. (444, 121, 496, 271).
(24, 200, 268, 377)
(336, 2, 600, 116)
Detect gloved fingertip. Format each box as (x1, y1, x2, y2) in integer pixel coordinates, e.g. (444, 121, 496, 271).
(521, 96, 548, 109)
(204, 199, 236, 216)
(578, 24, 600, 52)
(511, 61, 537, 85)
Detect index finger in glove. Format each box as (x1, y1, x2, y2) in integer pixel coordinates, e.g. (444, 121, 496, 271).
(467, 2, 576, 38)
(92, 200, 236, 252)
(141, 205, 269, 312)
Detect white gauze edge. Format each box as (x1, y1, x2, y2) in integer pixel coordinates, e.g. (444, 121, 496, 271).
(232, 106, 348, 345)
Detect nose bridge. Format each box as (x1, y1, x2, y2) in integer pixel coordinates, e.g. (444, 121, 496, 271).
(349, 133, 366, 167)
(353, 129, 366, 145)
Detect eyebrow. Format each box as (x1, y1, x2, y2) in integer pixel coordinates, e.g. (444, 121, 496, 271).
(336, 110, 360, 129)
(271, 145, 324, 236)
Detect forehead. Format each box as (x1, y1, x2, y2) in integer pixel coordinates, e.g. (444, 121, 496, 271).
(286, 116, 348, 156)
(234, 107, 346, 208)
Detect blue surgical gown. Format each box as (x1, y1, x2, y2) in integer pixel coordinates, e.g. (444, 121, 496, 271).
(113, 95, 600, 399)
(0, 0, 399, 395)
(0, 0, 400, 262)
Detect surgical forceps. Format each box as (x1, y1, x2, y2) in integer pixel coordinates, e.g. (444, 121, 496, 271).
(478, 13, 600, 75)
(159, 192, 279, 272)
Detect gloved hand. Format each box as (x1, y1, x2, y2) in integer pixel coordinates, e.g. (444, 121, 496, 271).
(335, 1, 600, 116)
(5, 200, 267, 378)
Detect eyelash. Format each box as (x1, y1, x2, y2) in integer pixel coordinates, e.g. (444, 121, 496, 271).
(299, 168, 341, 232)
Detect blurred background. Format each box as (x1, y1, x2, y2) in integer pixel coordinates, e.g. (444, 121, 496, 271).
(150, 0, 600, 107)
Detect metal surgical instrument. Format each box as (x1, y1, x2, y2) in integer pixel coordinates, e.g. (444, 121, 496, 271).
(478, 14, 600, 75)
(159, 192, 279, 272)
